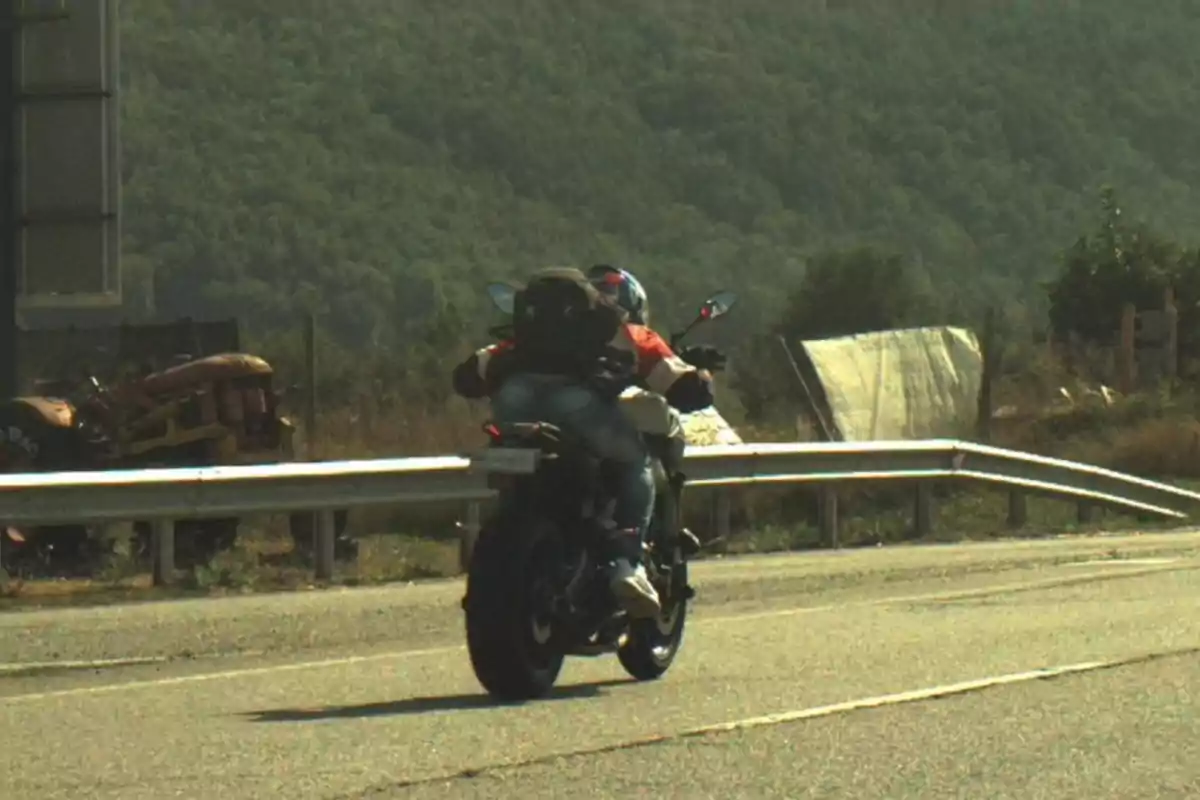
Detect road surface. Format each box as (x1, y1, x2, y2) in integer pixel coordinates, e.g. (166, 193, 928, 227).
(3, 530, 1200, 798)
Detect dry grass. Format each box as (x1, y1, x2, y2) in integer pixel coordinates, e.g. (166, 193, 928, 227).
(989, 389, 1200, 480)
(305, 396, 486, 459)
(1107, 417, 1200, 477)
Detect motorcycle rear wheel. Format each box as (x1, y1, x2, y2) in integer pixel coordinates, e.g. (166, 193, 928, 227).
(464, 516, 565, 701)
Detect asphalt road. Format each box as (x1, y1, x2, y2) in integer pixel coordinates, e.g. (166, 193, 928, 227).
(3, 530, 1200, 799)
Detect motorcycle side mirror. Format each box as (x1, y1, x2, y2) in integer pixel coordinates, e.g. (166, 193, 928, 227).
(697, 290, 738, 322)
(486, 282, 518, 315)
(669, 290, 740, 350)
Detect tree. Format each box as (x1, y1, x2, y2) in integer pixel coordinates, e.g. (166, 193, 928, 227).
(773, 246, 944, 342)
(732, 246, 947, 423)
(1046, 186, 1181, 348)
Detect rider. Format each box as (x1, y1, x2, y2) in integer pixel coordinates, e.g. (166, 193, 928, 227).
(451, 265, 717, 619)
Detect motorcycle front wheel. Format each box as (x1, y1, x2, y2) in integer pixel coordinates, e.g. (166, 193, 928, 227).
(464, 515, 566, 701)
(617, 547, 688, 681)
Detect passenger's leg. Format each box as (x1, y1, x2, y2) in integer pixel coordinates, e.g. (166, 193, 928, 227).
(538, 383, 655, 538)
(540, 383, 661, 618)
(489, 373, 545, 425)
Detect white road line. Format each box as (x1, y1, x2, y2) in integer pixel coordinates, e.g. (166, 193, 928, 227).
(1064, 557, 1179, 567)
(2, 562, 1194, 704)
(691, 663, 1103, 734)
(673, 646, 1200, 739)
(361, 644, 1200, 794)
(0, 646, 460, 703)
(720, 561, 1198, 623)
(0, 655, 169, 674)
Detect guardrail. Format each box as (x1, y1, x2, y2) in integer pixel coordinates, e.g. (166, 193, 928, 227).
(2, 440, 1198, 586)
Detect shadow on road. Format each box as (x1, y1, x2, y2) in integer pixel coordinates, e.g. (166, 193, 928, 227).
(242, 678, 633, 723)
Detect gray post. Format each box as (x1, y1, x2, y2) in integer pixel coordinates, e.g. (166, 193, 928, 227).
(913, 483, 933, 537)
(712, 490, 731, 542)
(458, 500, 481, 573)
(465, 500, 481, 541)
(314, 508, 336, 581)
(1007, 490, 1027, 528)
(151, 519, 175, 587)
(303, 313, 320, 564)
(819, 486, 839, 549)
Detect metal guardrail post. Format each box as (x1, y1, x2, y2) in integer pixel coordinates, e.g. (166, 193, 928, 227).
(151, 519, 174, 587)
(819, 486, 839, 548)
(1077, 501, 1097, 525)
(1007, 490, 1027, 528)
(314, 509, 336, 581)
(712, 490, 731, 542)
(913, 483, 933, 537)
(457, 501, 481, 573)
(0, 530, 10, 583)
(466, 500, 480, 533)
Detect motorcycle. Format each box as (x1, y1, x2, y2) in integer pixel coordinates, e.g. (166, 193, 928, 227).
(462, 284, 738, 700)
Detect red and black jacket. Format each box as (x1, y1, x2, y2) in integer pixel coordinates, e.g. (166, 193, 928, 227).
(452, 323, 715, 413)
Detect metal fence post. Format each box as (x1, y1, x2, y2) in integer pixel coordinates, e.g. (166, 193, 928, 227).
(711, 490, 731, 542)
(913, 483, 933, 537)
(458, 500, 481, 573)
(314, 509, 336, 581)
(151, 519, 175, 587)
(819, 486, 839, 549)
(1007, 490, 1027, 528)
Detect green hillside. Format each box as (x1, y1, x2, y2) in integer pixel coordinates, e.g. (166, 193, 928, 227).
(118, 0, 1200, 352)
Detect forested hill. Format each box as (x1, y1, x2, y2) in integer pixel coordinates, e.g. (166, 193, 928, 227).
(118, 0, 1200, 350)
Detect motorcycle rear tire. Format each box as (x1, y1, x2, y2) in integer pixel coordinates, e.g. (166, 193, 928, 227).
(464, 516, 565, 701)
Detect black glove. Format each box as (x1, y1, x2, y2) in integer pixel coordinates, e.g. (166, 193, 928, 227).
(678, 345, 727, 372)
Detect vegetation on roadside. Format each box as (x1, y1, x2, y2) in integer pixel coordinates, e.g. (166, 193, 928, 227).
(113, 0, 1200, 410)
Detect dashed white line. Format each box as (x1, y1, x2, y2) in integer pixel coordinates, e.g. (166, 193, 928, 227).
(0, 646, 461, 703)
(1065, 557, 1179, 567)
(361, 644, 1200, 794)
(0, 655, 170, 674)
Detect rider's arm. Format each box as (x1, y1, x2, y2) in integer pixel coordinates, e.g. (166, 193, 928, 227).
(451, 340, 517, 399)
(627, 326, 715, 413)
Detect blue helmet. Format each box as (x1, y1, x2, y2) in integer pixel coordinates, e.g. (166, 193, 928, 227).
(587, 264, 649, 325)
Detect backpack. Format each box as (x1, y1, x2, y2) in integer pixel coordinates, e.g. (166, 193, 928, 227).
(511, 267, 626, 377)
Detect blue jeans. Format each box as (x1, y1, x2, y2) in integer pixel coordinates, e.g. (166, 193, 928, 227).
(491, 373, 655, 556)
